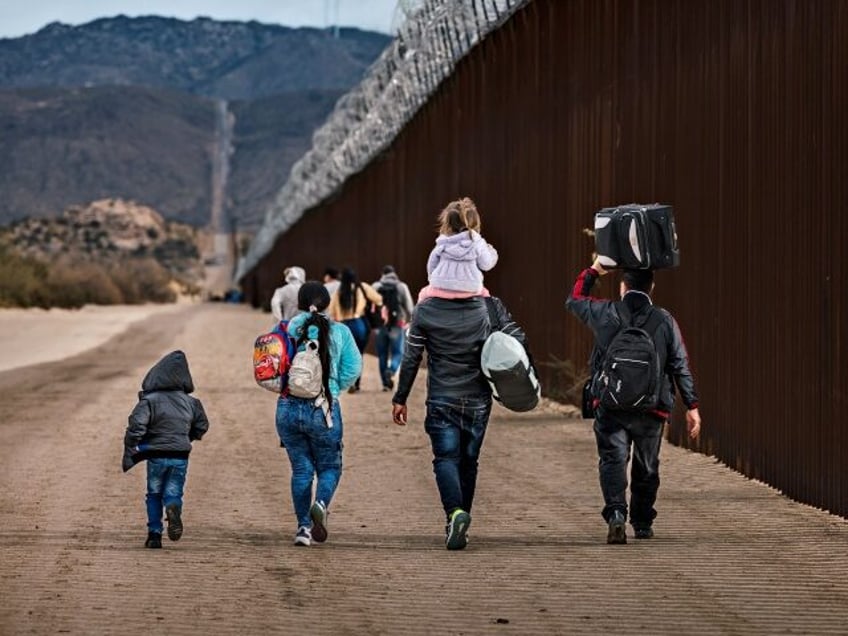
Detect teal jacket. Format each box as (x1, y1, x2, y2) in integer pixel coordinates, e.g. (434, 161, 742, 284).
(287, 312, 362, 398)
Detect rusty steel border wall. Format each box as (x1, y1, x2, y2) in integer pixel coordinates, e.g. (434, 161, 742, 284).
(241, 0, 848, 517)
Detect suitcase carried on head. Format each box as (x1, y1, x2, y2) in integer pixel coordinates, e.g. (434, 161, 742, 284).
(594, 204, 679, 270)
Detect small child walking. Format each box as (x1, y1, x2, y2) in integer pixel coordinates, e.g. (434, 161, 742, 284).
(122, 350, 210, 549)
(420, 197, 498, 301)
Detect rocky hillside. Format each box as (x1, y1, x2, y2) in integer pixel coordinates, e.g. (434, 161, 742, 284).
(3, 199, 203, 284)
(0, 17, 391, 229)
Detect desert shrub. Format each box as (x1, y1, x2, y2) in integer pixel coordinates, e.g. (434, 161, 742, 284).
(109, 258, 176, 304)
(540, 354, 591, 406)
(0, 244, 50, 308)
(46, 261, 124, 308)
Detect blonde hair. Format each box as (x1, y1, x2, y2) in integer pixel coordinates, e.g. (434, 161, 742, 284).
(437, 197, 481, 235)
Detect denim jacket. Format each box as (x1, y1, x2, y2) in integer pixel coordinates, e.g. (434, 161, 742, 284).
(287, 311, 362, 398)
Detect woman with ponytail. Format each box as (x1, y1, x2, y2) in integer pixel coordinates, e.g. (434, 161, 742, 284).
(327, 267, 382, 392)
(276, 281, 362, 547)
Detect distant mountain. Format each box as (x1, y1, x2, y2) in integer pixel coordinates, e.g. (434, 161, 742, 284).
(0, 17, 390, 99)
(0, 86, 215, 225)
(0, 17, 391, 229)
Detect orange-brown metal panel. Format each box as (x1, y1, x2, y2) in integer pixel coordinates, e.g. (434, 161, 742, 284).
(241, 0, 848, 517)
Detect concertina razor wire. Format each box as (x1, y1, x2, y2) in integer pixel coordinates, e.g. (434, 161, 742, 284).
(236, 0, 529, 282)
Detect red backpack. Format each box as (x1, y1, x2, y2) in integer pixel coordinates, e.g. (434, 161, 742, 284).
(253, 321, 296, 393)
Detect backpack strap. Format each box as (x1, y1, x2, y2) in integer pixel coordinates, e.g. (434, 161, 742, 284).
(484, 297, 501, 331)
(636, 306, 664, 337)
(615, 302, 631, 327)
(616, 302, 663, 336)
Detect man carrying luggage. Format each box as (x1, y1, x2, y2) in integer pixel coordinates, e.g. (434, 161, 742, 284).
(566, 258, 701, 544)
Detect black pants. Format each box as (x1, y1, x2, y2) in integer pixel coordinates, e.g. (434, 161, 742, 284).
(593, 407, 665, 527)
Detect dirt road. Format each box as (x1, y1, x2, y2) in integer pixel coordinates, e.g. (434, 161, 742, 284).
(1, 304, 847, 635)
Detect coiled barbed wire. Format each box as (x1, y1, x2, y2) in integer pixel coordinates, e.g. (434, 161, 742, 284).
(237, 0, 527, 281)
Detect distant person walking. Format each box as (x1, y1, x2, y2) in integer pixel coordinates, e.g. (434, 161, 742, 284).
(566, 259, 701, 544)
(372, 265, 415, 391)
(271, 266, 306, 322)
(328, 267, 382, 393)
(323, 267, 341, 297)
(122, 350, 210, 549)
(276, 282, 362, 547)
(419, 197, 498, 301)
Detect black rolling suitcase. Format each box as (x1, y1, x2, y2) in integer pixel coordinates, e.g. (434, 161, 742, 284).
(594, 204, 679, 270)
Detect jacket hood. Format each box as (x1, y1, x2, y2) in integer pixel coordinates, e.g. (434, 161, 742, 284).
(285, 266, 306, 285)
(287, 311, 330, 341)
(434, 231, 480, 261)
(379, 272, 400, 285)
(141, 350, 194, 395)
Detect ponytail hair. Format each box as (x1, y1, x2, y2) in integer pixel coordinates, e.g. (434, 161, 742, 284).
(437, 197, 481, 235)
(297, 281, 333, 397)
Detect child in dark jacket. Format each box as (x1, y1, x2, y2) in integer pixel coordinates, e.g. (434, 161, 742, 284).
(122, 350, 210, 549)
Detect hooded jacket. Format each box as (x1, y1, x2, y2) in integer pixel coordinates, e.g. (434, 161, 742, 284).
(427, 230, 498, 293)
(271, 266, 306, 322)
(122, 350, 210, 472)
(565, 267, 699, 419)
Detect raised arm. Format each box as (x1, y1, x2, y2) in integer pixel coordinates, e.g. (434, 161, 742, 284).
(565, 258, 611, 326)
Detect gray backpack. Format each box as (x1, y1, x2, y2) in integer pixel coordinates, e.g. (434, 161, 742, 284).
(287, 339, 324, 399)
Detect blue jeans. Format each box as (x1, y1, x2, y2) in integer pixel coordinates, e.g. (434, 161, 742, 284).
(594, 407, 664, 527)
(375, 326, 404, 387)
(424, 395, 492, 517)
(146, 457, 188, 533)
(276, 396, 344, 527)
(343, 317, 370, 388)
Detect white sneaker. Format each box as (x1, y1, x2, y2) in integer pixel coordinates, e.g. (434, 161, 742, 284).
(294, 525, 312, 546)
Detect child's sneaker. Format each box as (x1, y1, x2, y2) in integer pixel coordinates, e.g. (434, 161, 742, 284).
(294, 525, 312, 547)
(309, 500, 328, 543)
(145, 531, 162, 549)
(445, 508, 471, 550)
(165, 504, 183, 541)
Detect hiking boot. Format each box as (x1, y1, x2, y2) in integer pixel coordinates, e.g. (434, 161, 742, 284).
(445, 509, 471, 551)
(145, 531, 162, 549)
(294, 525, 312, 547)
(634, 526, 654, 540)
(165, 504, 183, 541)
(310, 500, 328, 543)
(606, 510, 627, 544)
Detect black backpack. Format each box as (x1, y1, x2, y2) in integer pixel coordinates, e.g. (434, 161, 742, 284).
(597, 304, 664, 412)
(379, 282, 402, 327)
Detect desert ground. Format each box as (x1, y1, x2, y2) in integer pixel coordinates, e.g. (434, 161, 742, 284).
(1, 302, 847, 635)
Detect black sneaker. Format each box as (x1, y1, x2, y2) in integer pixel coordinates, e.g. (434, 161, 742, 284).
(445, 509, 471, 550)
(634, 526, 654, 539)
(606, 510, 627, 544)
(145, 531, 162, 549)
(165, 504, 183, 541)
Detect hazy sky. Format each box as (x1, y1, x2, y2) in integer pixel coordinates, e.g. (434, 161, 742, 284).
(0, 0, 403, 39)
